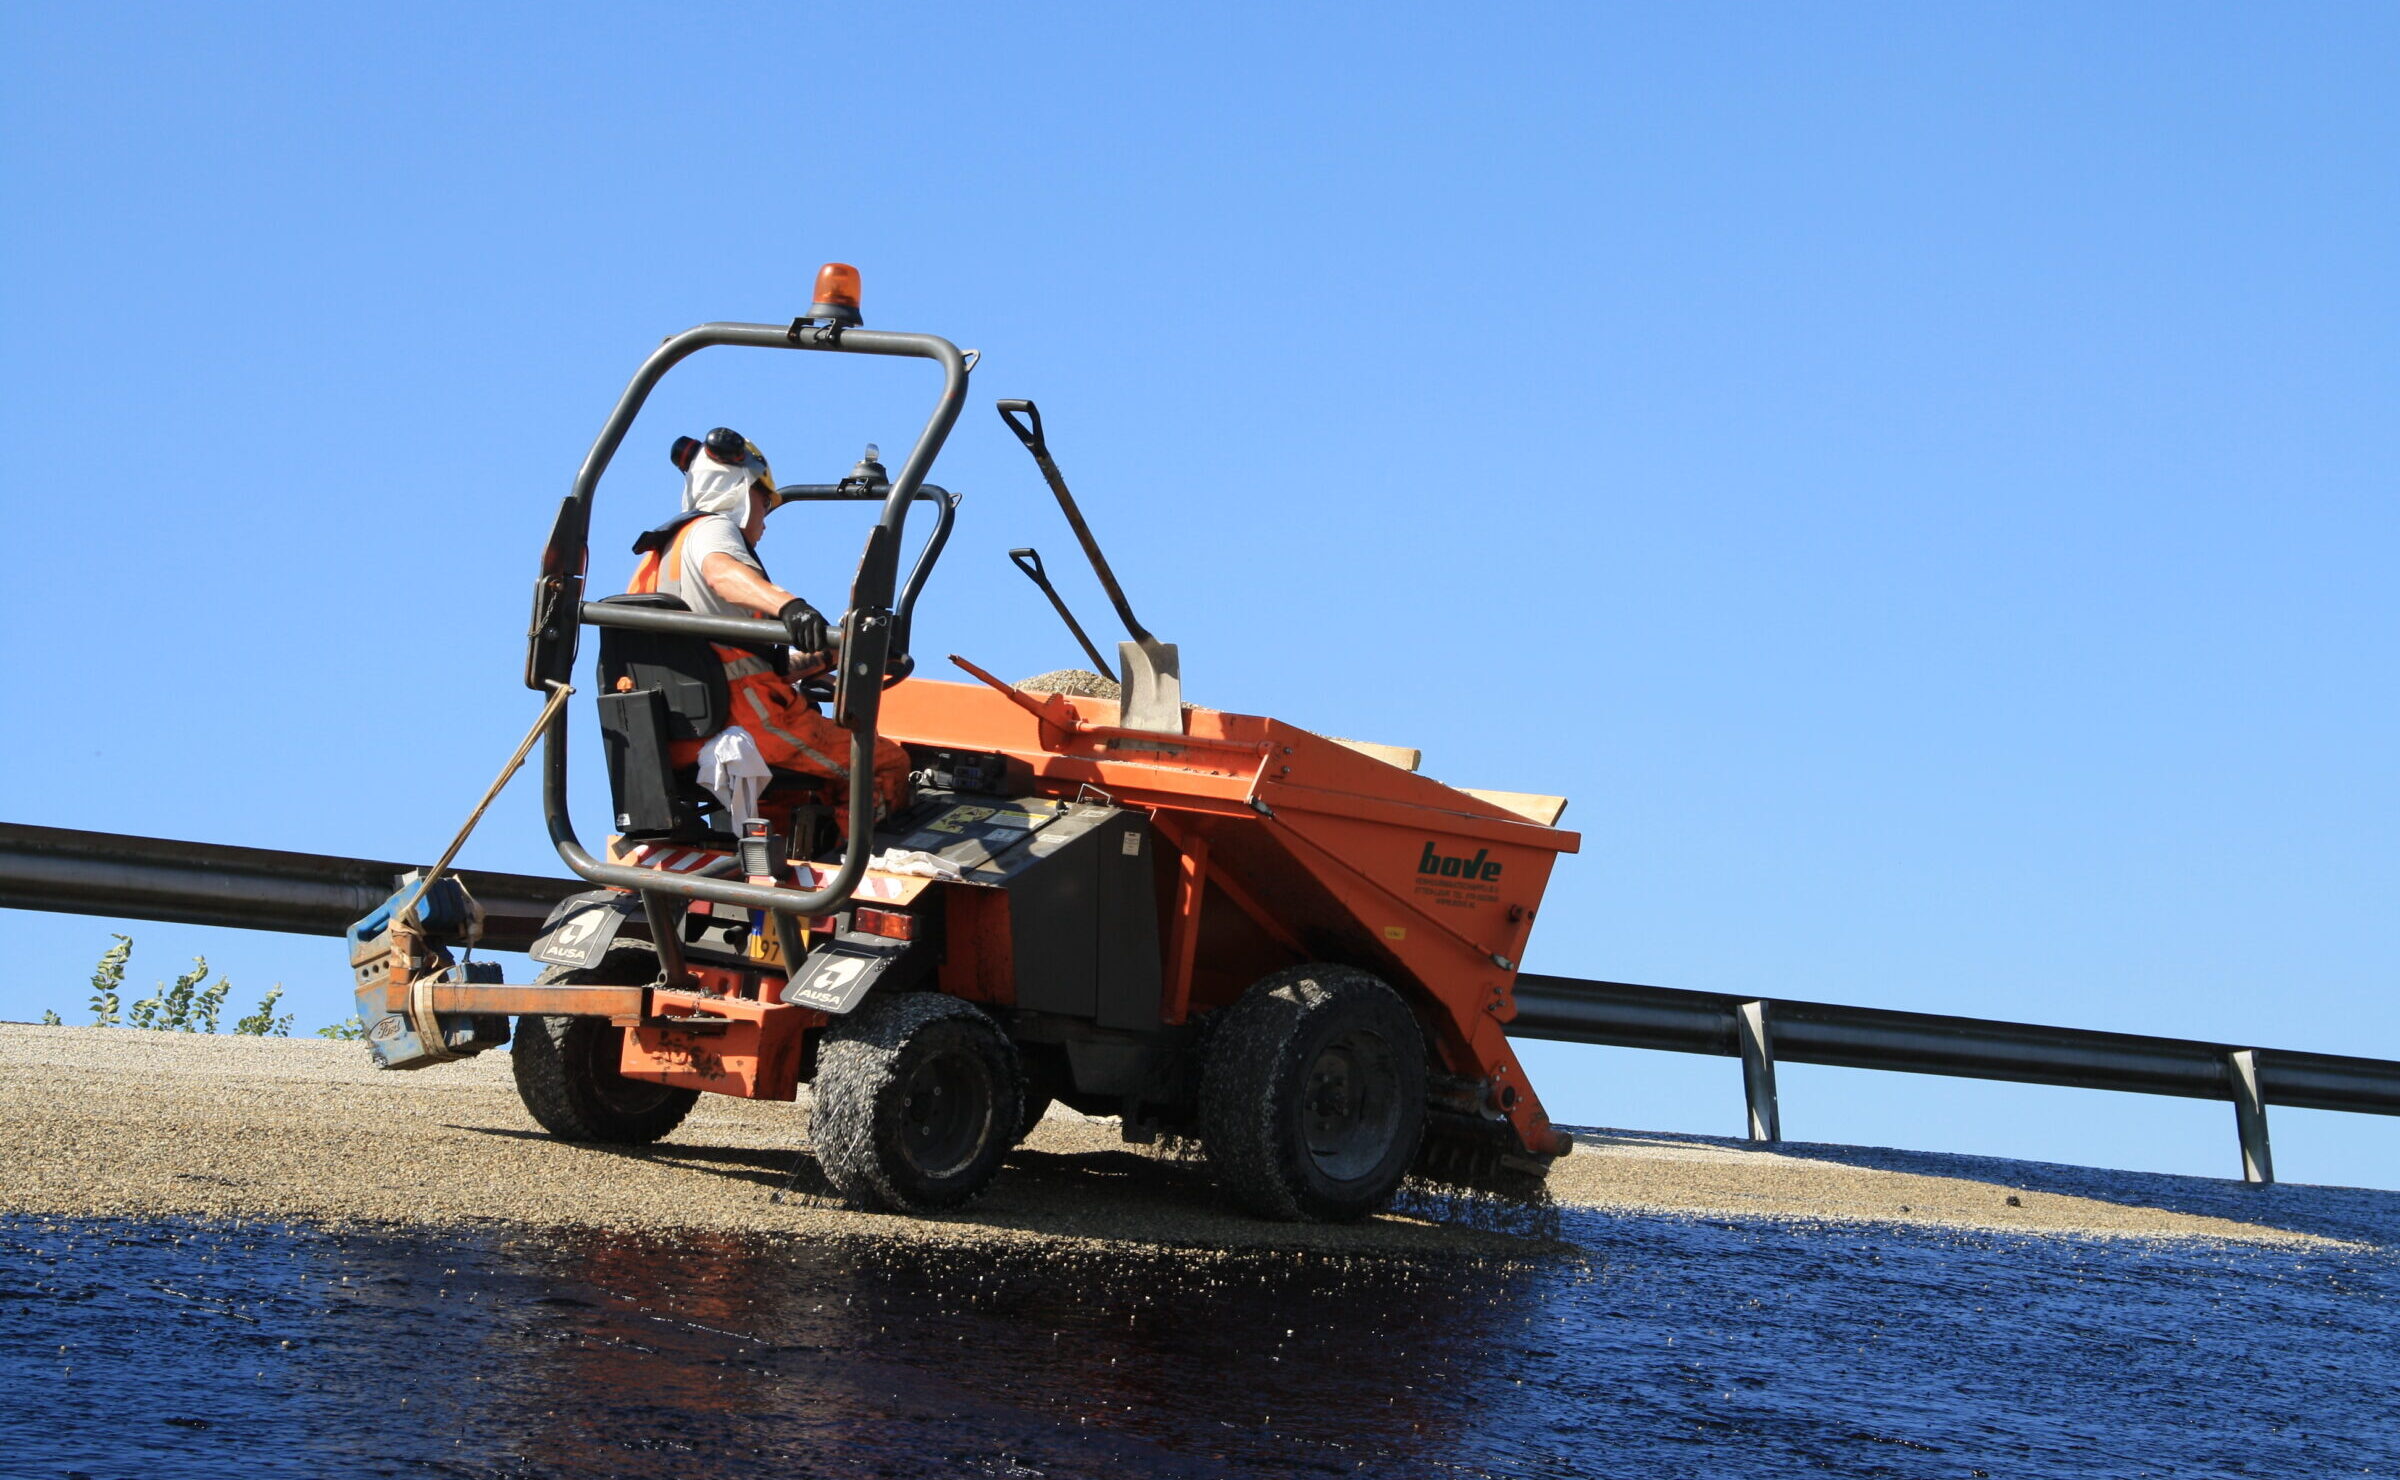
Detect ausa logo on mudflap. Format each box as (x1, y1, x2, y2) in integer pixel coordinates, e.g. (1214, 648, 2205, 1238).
(1418, 842, 1503, 883)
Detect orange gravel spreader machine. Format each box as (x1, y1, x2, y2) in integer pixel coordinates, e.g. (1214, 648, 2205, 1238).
(348, 269, 1579, 1220)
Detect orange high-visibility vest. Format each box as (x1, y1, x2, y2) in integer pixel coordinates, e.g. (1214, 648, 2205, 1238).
(626, 520, 850, 782)
(626, 516, 701, 599)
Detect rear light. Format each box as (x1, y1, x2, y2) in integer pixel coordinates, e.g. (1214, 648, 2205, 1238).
(853, 907, 915, 941)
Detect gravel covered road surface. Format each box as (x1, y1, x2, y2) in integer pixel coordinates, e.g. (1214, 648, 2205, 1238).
(0, 1023, 2361, 1250)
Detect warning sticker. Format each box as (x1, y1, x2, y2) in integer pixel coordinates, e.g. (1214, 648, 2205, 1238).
(925, 805, 998, 836)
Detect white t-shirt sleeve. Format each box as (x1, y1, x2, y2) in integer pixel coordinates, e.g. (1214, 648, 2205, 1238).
(675, 515, 768, 619)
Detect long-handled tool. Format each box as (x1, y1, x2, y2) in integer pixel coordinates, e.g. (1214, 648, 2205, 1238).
(392, 679, 576, 928)
(996, 399, 1183, 732)
(1008, 547, 1117, 683)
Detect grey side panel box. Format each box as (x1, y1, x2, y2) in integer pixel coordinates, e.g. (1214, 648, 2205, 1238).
(1005, 805, 1163, 1034)
(1092, 812, 1163, 1034)
(1006, 809, 1107, 1019)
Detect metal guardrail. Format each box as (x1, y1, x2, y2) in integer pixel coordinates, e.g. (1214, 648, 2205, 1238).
(0, 822, 582, 955)
(1511, 975, 2400, 1184)
(3, 822, 2390, 1184)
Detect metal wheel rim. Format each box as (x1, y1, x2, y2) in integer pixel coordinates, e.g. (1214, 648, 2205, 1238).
(594, 1071, 679, 1117)
(1301, 1027, 1404, 1182)
(897, 1047, 994, 1180)
(586, 1025, 678, 1115)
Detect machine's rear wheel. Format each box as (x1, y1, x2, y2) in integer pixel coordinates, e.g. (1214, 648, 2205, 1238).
(1199, 964, 1427, 1221)
(512, 951, 698, 1145)
(809, 993, 1024, 1213)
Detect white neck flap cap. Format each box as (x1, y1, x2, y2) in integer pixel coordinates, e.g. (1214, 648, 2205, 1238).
(682, 446, 770, 518)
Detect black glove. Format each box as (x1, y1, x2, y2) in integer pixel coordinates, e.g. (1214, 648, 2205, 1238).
(777, 597, 830, 655)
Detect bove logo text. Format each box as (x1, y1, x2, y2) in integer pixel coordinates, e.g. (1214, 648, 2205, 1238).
(1418, 842, 1503, 883)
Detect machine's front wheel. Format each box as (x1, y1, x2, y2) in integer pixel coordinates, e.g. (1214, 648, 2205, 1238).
(1199, 964, 1428, 1221)
(1014, 1091, 1055, 1144)
(1014, 1044, 1067, 1145)
(810, 993, 1024, 1213)
(512, 953, 698, 1145)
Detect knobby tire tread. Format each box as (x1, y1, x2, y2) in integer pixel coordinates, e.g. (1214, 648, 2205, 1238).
(810, 992, 1023, 1213)
(511, 951, 698, 1145)
(1199, 964, 1428, 1222)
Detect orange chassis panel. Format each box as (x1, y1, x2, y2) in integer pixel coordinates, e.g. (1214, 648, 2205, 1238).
(872, 673, 1583, 1157)
(579, 674, 1580, 1158)
(616, 972, 822, 1101)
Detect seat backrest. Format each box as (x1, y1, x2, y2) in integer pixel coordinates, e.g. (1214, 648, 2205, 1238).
(593, 593, 727, 740)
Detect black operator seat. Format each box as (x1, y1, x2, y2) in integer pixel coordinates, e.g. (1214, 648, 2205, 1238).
(592, 593, 728, 841)
(592, 592, 836, 844)
(593, 592, 729, 737)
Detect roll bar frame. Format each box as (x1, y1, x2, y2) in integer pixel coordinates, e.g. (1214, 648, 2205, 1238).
(770, 481, 961, 667)
(523, 320, 971, 920)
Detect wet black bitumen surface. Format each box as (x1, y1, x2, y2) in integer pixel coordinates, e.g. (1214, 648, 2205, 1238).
(3, 1198, 2397, 1479)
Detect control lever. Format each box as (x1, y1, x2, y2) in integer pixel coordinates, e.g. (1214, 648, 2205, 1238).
(995, 398, 1182, 732)
(1008, 547, 1118, 683)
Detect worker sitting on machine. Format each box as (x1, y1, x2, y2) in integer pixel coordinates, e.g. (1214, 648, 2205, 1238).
(628, 426, 912, 829)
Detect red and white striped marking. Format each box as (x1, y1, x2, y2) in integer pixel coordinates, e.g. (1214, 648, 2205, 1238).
(625, 844, 727, 874)
(612, 843, 933, 904)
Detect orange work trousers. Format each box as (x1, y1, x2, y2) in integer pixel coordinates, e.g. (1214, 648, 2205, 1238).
(673, 647, 913, 820)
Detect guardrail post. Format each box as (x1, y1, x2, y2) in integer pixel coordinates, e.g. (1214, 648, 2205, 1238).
(2227, 1049, 2273, 1185)
(1737, 999, 1781, 1143)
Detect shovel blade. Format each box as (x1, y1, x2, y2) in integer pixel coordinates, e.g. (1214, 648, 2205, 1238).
(1116, 639, 1183, 733)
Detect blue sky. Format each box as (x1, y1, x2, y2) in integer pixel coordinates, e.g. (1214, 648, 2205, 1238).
(2, 4, 2393, 1187)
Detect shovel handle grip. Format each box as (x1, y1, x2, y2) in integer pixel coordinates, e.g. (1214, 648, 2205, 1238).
(996, 399, 1045, 453)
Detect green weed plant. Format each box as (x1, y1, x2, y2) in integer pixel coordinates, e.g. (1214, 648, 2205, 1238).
(42, 936, 307, 1036)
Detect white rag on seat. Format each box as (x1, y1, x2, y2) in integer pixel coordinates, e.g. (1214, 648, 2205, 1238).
(869, 849, 968, 882)
(697, 725, 774, 823)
